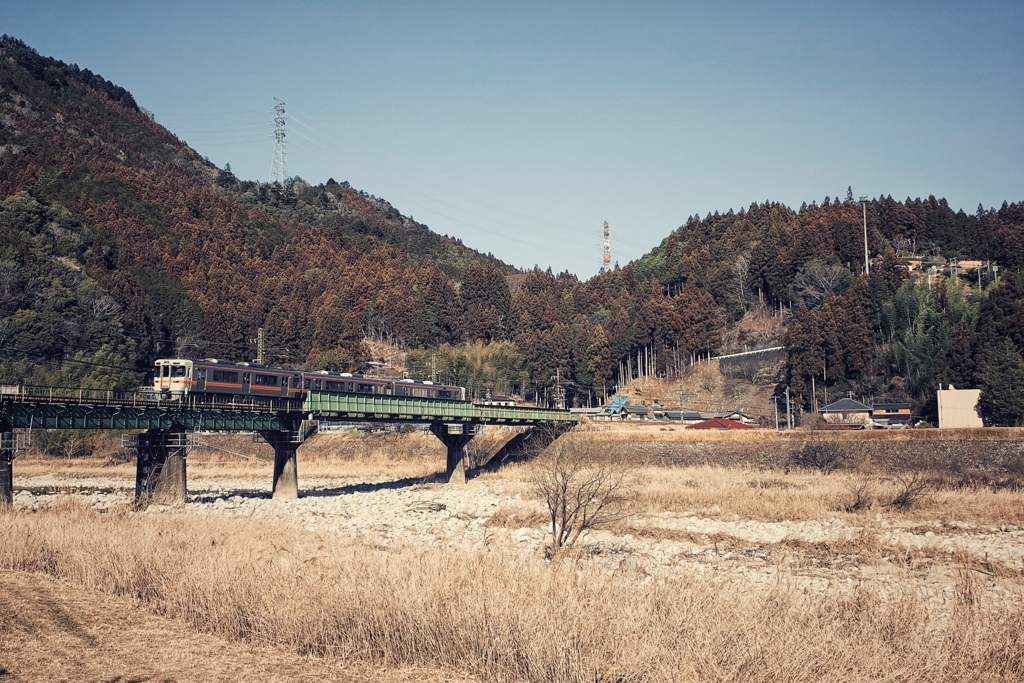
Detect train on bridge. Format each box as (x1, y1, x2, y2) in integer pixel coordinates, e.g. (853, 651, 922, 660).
(150, 358, 466, 403)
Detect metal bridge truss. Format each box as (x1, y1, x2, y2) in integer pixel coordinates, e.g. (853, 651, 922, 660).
(303, 391, 578, 425)
(0, 386, 297, 431)
(1, 385, 577, 507)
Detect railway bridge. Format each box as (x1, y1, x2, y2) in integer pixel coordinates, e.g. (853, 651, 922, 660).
(0, 386, 577, 507)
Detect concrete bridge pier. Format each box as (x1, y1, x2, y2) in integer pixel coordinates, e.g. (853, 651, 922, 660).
(259, 429, 300, 500)
(430, 422, 477, 484)
(134, 426, 187, 507)
(1, 423, 14, 507)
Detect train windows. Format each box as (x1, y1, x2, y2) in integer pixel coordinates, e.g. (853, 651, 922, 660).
(160, 365, 169, 378)
(253, 374, 279, 386)
(357, 383, 373, 393)
(212, 370, 239, 383)
(171, 366, 187, 378)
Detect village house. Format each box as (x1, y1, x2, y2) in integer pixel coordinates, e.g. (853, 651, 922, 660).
(818, 398, 873, 428)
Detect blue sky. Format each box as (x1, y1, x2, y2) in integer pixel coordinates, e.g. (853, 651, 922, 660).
(4, 1, 1022, 277)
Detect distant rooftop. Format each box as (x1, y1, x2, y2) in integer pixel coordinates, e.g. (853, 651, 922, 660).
(819, 398, 872, 413)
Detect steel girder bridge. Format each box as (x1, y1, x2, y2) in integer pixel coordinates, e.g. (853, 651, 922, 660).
(0, 386, 577, 506)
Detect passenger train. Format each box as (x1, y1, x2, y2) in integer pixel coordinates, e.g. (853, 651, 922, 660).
(150, 358, 466, 403)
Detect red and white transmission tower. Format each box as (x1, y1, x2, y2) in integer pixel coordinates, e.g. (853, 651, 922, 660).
(599, 221, 612, 274)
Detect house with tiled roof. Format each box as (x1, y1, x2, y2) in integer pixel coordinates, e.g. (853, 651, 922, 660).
(819, 398, 872, 428)
(622, 405, 651, 420)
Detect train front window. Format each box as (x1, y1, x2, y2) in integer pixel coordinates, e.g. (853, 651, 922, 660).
(171, 366, 187, 378)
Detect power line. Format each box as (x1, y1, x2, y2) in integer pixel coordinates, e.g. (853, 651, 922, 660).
(287, 108, 652, 250)
(286, 116, 647, 256)
(1, 347, 144, 374)
(162, 103, 652, 260)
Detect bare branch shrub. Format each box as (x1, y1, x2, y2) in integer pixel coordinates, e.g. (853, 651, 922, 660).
(792, 436, 846, 473)
(844, 477, 876, 513)
(886, 470, 932, 510)
(529, 435, 635, 552)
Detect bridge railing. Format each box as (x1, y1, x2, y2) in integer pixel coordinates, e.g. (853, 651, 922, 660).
(2, 385, 578, 424)
(304, 391, 577, 424)
(2, 384, 145, 404)
(0, 385, 298, 412)
(471, 404, 578, 423)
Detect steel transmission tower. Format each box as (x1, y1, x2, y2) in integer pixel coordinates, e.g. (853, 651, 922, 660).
(270, 98, 289, 184)
(599, 221, 612, 274)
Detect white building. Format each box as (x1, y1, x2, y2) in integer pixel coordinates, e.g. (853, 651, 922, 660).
(937, 387, 983, 428)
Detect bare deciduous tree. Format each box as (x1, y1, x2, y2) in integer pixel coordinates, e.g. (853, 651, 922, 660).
(529, 435, 634, 551)
(729, 252, 751, 311)
(0, 259, 20, 300)
(791, 260, 853, 306)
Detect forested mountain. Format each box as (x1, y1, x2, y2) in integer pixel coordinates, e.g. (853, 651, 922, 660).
(625, 196, 1024, 422)
(0, 36, 506, 388)
(2, 36, 1023, 423)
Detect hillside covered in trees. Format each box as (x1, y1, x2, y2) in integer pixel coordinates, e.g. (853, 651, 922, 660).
(2, 36, 1023, 424)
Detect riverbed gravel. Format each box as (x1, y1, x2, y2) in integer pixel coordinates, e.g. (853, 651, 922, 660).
(11, 468, 1024, 610)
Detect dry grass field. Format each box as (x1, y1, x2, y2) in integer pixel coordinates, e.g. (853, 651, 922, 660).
(3, 427, 1024, 681)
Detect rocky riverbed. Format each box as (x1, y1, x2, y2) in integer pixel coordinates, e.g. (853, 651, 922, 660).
(10, 469, 1024, 611)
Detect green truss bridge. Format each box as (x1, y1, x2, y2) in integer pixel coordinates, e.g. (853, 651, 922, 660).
(0, 385, 577, 507)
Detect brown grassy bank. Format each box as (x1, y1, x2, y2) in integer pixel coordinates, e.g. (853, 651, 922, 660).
(1, 502, 1022, 682)
(18, 425, 1024, 477)
(569, 425, 1024, 475)
(618, 465, 1024, 526)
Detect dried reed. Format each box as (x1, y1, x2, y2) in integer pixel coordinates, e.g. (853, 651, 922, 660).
(1, 503, 1021, 682)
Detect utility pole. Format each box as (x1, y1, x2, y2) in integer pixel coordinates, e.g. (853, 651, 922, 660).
(858, 196, 870, 275)
(785, 386, 792, 430)
(251, 327, 265, 365)
(771, 395, 780, 431)
(554, 368, 565, 410)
